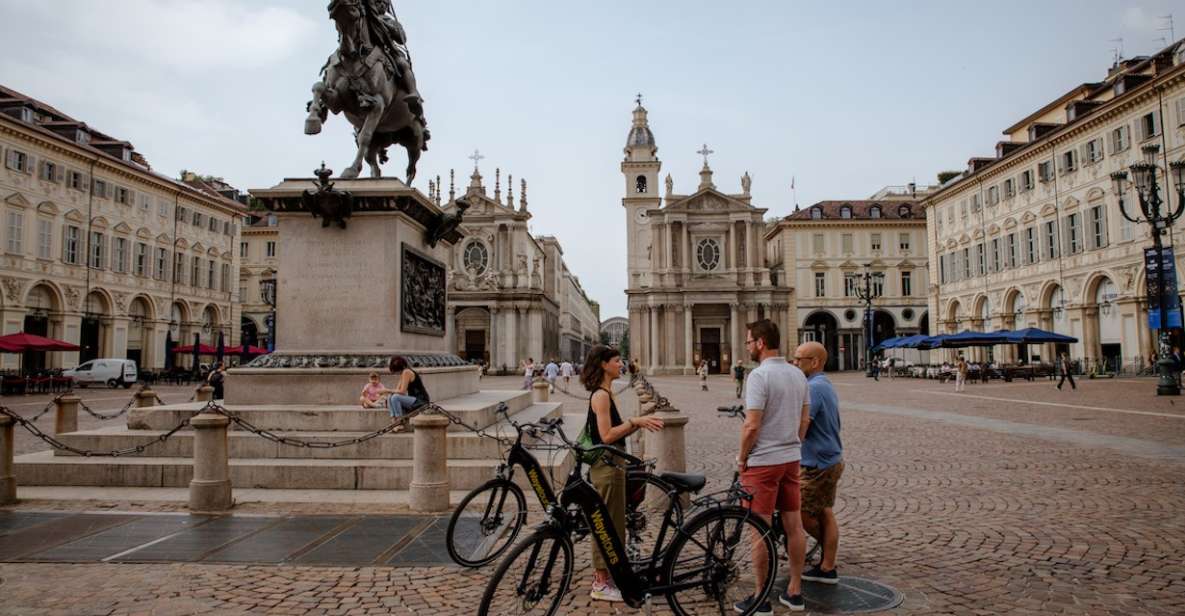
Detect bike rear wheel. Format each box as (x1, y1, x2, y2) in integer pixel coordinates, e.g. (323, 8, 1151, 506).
(663, 506, 777, 616)
(446, 478, 528, 567)
(478, 527, 574, 616)
(625, 472, 684, 565)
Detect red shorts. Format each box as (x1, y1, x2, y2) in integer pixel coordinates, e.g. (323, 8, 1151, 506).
(739, 461, 801, 518)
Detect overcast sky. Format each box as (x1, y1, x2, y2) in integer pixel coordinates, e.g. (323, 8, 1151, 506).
(1, 1, 1180, 318)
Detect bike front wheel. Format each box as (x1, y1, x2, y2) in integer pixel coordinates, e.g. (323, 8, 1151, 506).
(446, 478, 528, 567)
(478, 527, 574, 616)
(663, 506, 777, 616)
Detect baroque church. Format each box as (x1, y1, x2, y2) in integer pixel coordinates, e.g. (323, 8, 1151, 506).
(623, 101, 793, 374)
(431, 165, 601, 373)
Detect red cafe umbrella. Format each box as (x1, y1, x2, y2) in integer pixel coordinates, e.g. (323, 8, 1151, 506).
(173, 343, 218, 354)
(0, 332, 81, 352)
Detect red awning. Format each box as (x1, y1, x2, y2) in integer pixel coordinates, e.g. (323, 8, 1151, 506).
(222, 345, 270, 355)
(0, 332, 81, 352)
(173, 343, 218, 354)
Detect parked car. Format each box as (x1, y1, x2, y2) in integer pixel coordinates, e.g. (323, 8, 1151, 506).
(62, 359, 138, 389)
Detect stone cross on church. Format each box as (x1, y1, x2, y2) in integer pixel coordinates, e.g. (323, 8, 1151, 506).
(697, 143, 714, 166)
(468, 149, 485, 171)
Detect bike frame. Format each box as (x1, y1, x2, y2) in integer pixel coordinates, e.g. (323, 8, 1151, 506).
(502, 435, 558, 510)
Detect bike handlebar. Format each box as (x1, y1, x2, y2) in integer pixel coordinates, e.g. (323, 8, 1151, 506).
(716, 405, 745, 418)
(548, 416, 642, 467)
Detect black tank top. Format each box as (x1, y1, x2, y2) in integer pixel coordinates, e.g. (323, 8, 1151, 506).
(406, 369, 430, 404)
(586, 387, 624, 448)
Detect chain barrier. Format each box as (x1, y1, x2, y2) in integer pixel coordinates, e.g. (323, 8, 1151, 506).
(198, 401, 414, 449)
(78, 396, 135, 421)
(420, 402, 514, 447)
(0, 405, 194, 457)
(21, 394, 64, 424)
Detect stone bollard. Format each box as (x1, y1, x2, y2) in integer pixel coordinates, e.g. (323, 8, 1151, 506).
(54, 394, 81, 435)
(0, 415, 16, 505)
(532, 380, 550, 403)
(195, 385, 213, 403)
(135, 388, 157, 408)
(645, 406, 691, 506)
(189, 412, 233, 513)
(410, 411, 451, 512)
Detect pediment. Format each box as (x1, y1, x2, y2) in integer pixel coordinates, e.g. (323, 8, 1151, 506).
(972, 228, 985, 240)
(191, 242, 205, 252)
(36, 201, 58, 215)
(454, 194, 517, 218)
(665, 188, 751, 213)
(63, 209, 84, 223)
(91, 216, 109, 230)
(207, 247, 220, 256)
(809, 260, 829, 269)
(113, 222, 133, 234)
(894, 259, 915, 269)
(866, 258, 887, 268)
(987, 223, 1001, 236)
(1020, 212, 1037, 224)
(221, 250, 233, 260)
(958, 233, 971, 245)
(1039, 202, 1058, 217)
(1003, 217, 1018, 229)
(175, 238, 189, 249)
(135, 227, 152, 239)
(4, 192, 31, 208)
(838, 259, 860, 270)
(945, 238, 958, 249)
(1085, 187, 1106, 202)
(155, 233, 171, 244)
(1062, 196, 1080, 210)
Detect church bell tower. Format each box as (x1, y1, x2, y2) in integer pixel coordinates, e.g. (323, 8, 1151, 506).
(622, 96, 661, 291)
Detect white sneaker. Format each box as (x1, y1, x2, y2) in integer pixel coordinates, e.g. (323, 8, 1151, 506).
(590, 581, 624, 602)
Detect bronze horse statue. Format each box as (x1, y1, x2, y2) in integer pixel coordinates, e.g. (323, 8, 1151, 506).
(304, 0, 429, 183)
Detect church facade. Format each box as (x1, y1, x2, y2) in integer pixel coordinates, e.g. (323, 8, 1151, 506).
(622, 102, 792, 375)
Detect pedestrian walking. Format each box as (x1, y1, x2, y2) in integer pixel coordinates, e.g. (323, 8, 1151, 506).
(521, 358, 535, 390)
(560, 359, 574, 391)
(733, 360, 746, 399)
(544, 358, 559, 393)
(955, 356, 968, 392)
(734, 319, 810, 613)
(698, 360, 709, 391)
(794, 341, 844, 585)
(1056, 352, 1077, 391)
(870, 356, 880, 382)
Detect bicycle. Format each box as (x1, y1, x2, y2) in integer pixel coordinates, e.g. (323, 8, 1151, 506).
(717, 405, 822, 567)
(446, 406, 683, 567)
(478, 423, 779, 616)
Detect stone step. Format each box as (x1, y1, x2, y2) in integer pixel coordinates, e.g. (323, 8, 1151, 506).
(13, 449, 572, 491)
(126, 389, 534, 432)
(50, 402, 564, 460)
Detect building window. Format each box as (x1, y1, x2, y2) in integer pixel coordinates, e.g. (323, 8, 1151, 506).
(812, 233, 824, 253)
(4, 149, 31, 173)
(192, 212, 203, 227)
(1059, 150, 1077, 174)
(156, 248, 168, 280)
(176, 206, 188, 222)
(174, 253, 184, 282)
(844, 273, 858, 297)
(1005, 234, 1017, 269)
(1020, 170, 1034, 191)
(265, 241, 276, 257)
(139, 194, 151, 211)
(869, 206, 881, 219)
(871, 233, 882, 252)
(1138, 110, 1161, 140)
(899, 233, 910, 251)
(134, 242, 148, 276)
(635, 175, 647, 194)
(898, 204, 911, 218)
(88, 232, 105, 268)
(1067, 213, 1082, 254)
(64, 226, 80, 264)
(960, 199, 968, 219)
(463, 240, 489, 275)
(871, 273, 884, 297)
(1037, 161, 1054, 182)
(971, 194, 981, 211)
(695, 238, 721, 271)
(92, 179, 110, 199)
(839, 205, 852, 219)
(158, 200, 169, 218)
(962, 247, 971, 278)
(939, 253, 947, 284)
(810, 207, 822, 220)
(975, 243, 985, 276)
(1110, 125, 1130, 153)
(114, 186, 131, 205)
(841, 233, 853, 254)
(1085, 138, 1104, 163)
(68, 170, 86, 191)
(113, 237, 127, 273)
(901, 271, 912, 296)
(814, 272, 826, 297)
(6, 211, 23, 253)
(222, 264, 230, 292)
(37, 218, 52, 259)
(1044, 221, 1059, 259)
(209, 217, 218, 232)
(1024, 227, 1038, 264)
(1003, 178, 1015, 198)
(1090, 205, 1107, 249)
(191, 257, 201, 287)
(990, 238, 1001, 272)
(987, 186, 999, 206)
(208, 260, 216, 290)
(39, 160, 61, 182)
(240, 242, 248, 258)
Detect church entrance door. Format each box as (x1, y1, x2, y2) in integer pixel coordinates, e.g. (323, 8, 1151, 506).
(700, 328, 722, 374)
(465, 329, 487, 363)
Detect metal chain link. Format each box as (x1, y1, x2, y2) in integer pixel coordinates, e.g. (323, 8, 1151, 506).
(78, 396, 135, 421)
(196, 401, 418, 449)
(418, 402, 515, 447)
(23, 394, 62, 423)
(0, 405, 193, 457)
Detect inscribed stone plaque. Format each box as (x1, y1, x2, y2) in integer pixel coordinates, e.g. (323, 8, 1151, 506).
(401, 243, 446, 336)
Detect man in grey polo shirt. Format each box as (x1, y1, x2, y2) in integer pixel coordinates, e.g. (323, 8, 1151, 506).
(734, 319, 811, 614)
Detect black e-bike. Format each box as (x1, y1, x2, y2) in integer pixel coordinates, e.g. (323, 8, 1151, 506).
(445, 407, 681, 567)
(478, 422, 779, 616)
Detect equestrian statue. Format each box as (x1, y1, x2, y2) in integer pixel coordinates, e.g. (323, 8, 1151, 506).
(304, 0, 429, 183)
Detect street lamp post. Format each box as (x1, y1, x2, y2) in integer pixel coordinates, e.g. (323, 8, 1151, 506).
(854, 265, 884, 378)
(1111, 144, 1185, 396)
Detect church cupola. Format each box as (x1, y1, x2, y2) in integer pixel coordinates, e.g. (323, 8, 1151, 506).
(624, 95, 657, 162)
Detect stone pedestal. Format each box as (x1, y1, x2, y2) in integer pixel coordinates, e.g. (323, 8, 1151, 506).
(55, 395, 80, 435)
(532, 380, 550, 403)
(228, 177, 475, 404)
(135, 388, 157, 408)
(195, 386, 213, 403)
(645, 409, 690, 475)
(0, 415, 15, 505)
(409, 412, 451, 512)
(189, 413, 232, 512)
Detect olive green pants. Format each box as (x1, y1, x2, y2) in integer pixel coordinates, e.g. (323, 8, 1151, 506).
(588, 460, 626, 570)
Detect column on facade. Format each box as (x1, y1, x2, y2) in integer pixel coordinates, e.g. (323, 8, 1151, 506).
(648, 305, 660, 372)
(683, 303, 694, 373)
(1080, 307, 1098, 362)
(683, 224, 691, 274)
(783, 304, 796, 353)
(504, 307, 517, 372)
(726, 224, 735, 272)
(1121, 299, 1149, 368)
(636, 306, 648, 370)
(729, 302, 740, 369)
(488, 306, 498, 368)
(528, 309, 543, 363)
(446, 307, 457, 356)
(664, 305, 677, 372)
(61, 313, 82, 368)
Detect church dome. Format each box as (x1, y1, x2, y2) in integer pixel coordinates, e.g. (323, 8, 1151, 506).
(626, 101, 656, 147)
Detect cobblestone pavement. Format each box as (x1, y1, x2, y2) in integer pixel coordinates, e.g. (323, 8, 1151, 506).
(2, 374, 1184, 615)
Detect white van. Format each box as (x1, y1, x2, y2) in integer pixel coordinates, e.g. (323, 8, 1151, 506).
(63, 359, 138, 389)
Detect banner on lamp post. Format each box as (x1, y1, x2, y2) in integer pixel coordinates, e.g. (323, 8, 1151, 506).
(1145, 247, 1183, 330)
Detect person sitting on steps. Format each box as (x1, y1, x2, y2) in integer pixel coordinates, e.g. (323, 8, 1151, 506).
(377, 356, 431, 431)
(358, 371, 388, 409)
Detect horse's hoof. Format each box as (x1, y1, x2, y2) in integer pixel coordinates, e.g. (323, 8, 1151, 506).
(304, 118, 322, 135)
(340, 167, 360, 179)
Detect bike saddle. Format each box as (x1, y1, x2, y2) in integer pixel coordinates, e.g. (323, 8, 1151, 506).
(659, 471, 706, 493)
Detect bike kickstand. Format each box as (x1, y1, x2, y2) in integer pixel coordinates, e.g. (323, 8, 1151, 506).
(643, 593, 653, 616)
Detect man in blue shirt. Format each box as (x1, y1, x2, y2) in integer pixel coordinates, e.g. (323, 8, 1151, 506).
(793, 341, 844, 584)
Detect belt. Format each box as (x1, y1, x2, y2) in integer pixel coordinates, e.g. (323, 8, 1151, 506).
(801, 465, 817, 471)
